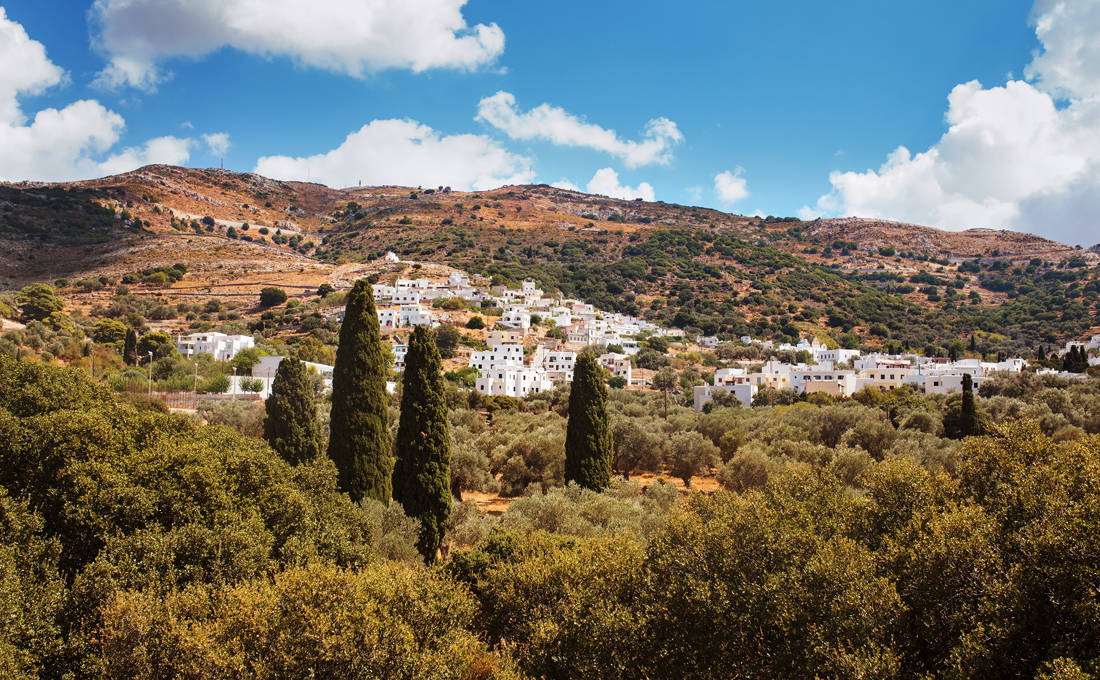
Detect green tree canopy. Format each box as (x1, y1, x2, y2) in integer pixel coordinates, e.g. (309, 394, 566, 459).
(16, 284, 63, 322)
(135, 331, 176, 360)
(259, 287, 288, 308)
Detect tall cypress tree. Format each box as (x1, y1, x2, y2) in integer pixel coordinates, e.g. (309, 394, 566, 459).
(123, 328, 137, 366)
(959, 372, 977, 437)
(392, 325, 452, 562)
(565, 353, 613, 490)
(263, 356, 324, 465)
(327, 280, 393, 503)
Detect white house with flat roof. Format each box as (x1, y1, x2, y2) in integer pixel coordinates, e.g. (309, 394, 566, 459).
(541, 350, 577, 379)
(500, 306, 532, 330)
(392, 290, 423, 305)
(372, 284, 396, 301)
(475, 366, 553, 397)
(599, 352, 632, 383)
(694, 383, 757, 411)
(377, 305, 432, 329)
(813, 347, 861, 365)
(469, 344, 525, 372)
(176, 332, 254, 361)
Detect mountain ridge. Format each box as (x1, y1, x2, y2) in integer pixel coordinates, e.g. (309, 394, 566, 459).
(2, 165, 1097, 353)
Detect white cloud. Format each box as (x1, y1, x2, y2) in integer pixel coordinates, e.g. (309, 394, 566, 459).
(0, 9, 196, 181)
(585, 168, 655, 202)
(713, 168, 749, 205)
(94, 135, 193, 176)
(1024, 0, 1100, 100)
(202, 132, 231, 156)
(254, 119, 534, 190)
(797, 205, 819, 221)
(476, 91, 682, 167)
(1, 100, 126, 181)
(811, 0, 1100, 245)
(551, 179, 580, 191)
(90, 0, 505, 91)
(0, 7, 66, 124)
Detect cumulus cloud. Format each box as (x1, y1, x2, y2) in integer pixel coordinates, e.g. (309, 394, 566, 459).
(714, 168, 749, 205)
(811, 0, 1100, 245)
(550, 179, 580, 191)
(585, 167, 655, 202)
(90, 0, 505, 91)
(0, 9, 200, 181)
(254, 119, 534, 190)
(202, 132, 231, 156)
(476, 91, 682, 167)
(1024, 0, 1100, 100)
(797, 205, 819, 221)
(0, 7, 66, 124)
(94, 135, 193, 176)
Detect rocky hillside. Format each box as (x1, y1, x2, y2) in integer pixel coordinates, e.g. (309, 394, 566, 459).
(2, 165, 1097, 352)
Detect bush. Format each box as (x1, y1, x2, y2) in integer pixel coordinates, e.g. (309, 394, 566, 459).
(665, 430, 719, 487)
(717, 447, 776, 492)
(259, 287, 288, 308)
(201, 373, 231, 393)
(97, 562, 518, 680)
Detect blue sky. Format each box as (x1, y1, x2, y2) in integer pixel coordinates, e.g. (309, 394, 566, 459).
(2, 0, 1099, 244)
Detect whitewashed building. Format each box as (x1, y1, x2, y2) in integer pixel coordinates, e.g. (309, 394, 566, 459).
(500, 306, 532, 330)
(813, 347, 862, 365)
(694, 383, 757, 411)
(469, 344, 525, 372)
(393, 290, 423, 305)
(176, 332, 254, 361)
(542, 350, 577, 379)
(599, 352, 632, 383)
(372, 284, 396, 301)
(475, 367, 554, 397)
(377, 305, 432, 329)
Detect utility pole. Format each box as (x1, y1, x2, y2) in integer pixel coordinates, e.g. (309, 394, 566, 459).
(147, 351, 153, 398)
(232, 366, 237, 401)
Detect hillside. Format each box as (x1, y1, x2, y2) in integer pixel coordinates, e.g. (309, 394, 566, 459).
(2, 165, 1097, 353)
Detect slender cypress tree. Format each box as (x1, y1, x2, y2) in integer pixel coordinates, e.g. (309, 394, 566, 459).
(959, 373, 977, 437)
(263, 356, 324, 465)
(123, 328, 137, 365)
(565, 353, 613, 490)
(327, 280, 393, 502)
(392, 325, 451, 562)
